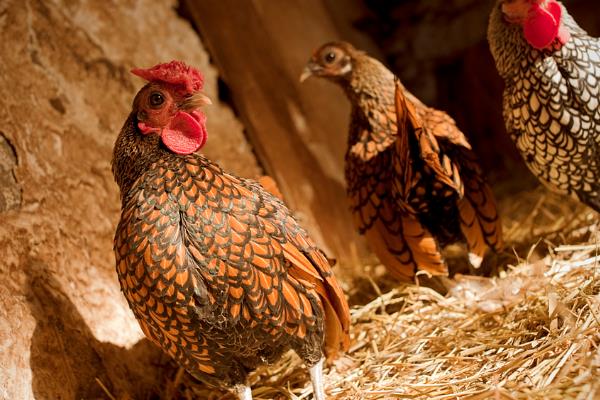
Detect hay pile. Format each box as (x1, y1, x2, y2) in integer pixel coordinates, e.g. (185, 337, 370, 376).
(162, 188, 599, 400)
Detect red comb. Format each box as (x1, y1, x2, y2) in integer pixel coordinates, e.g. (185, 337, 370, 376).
(524, 0, 562, 50)
(131, 61, 204, 95)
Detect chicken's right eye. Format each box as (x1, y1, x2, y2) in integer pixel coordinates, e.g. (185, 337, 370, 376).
(149, 92, 164, 107)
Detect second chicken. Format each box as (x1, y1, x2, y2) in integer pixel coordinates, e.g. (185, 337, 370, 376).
(301, 42, 503, 280)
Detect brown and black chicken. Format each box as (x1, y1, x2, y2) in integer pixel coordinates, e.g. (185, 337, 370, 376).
(488, 0, 600, 212)
(112, 61, 350, 400)
(301, 43, 503, 280)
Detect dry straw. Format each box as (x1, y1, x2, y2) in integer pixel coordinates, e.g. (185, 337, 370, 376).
(165, 188, 599, 400)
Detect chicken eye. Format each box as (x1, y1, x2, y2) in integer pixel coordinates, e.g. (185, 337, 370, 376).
(324, 51, 337, 64)
(149, 92, 164, 108)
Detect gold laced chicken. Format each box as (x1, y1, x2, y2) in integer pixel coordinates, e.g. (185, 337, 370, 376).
(301, 43, 503, 280)
(111, 61, 350, 400)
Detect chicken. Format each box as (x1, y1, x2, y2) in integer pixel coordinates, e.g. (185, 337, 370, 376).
(488, 0, 600, 212)
(301, 43, 503, 280)
(111, 61, 350, 400)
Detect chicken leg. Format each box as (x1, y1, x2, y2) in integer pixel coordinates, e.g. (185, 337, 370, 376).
(309, 358, 326, 400)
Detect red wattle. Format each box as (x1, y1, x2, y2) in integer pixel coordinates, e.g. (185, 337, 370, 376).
(523, 2, 560, 50)
(547, 1, 570, 45)
(547, 1, 562, 24)
(160, 111, 207, 155)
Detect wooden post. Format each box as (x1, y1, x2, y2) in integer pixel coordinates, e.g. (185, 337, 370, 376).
(184, 0, 377, 266)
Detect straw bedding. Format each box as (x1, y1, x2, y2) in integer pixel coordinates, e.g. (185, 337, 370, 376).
(150, 187, 599, 400)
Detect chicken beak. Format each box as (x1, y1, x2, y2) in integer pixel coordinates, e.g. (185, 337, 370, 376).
(193, 92, 212, 107)
(299, 62, 320, 83)
(183, 92, 212, 110)
(299, 67, 313, 83)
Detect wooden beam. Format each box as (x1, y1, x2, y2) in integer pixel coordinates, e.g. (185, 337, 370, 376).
(185, 0, 374, 265)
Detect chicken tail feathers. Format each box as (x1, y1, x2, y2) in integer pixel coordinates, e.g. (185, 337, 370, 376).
(284, 242, 350, 359)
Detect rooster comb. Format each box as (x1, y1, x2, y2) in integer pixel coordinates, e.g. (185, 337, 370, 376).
(131, 61, 204, 95)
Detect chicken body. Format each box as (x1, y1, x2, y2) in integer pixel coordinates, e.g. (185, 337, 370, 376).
(112, 62, 349, 399)
(302, 43, 503, 280)
(488, 0, 600, 211)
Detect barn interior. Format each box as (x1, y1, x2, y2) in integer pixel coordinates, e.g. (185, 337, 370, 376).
(1, 0, 599, 398)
